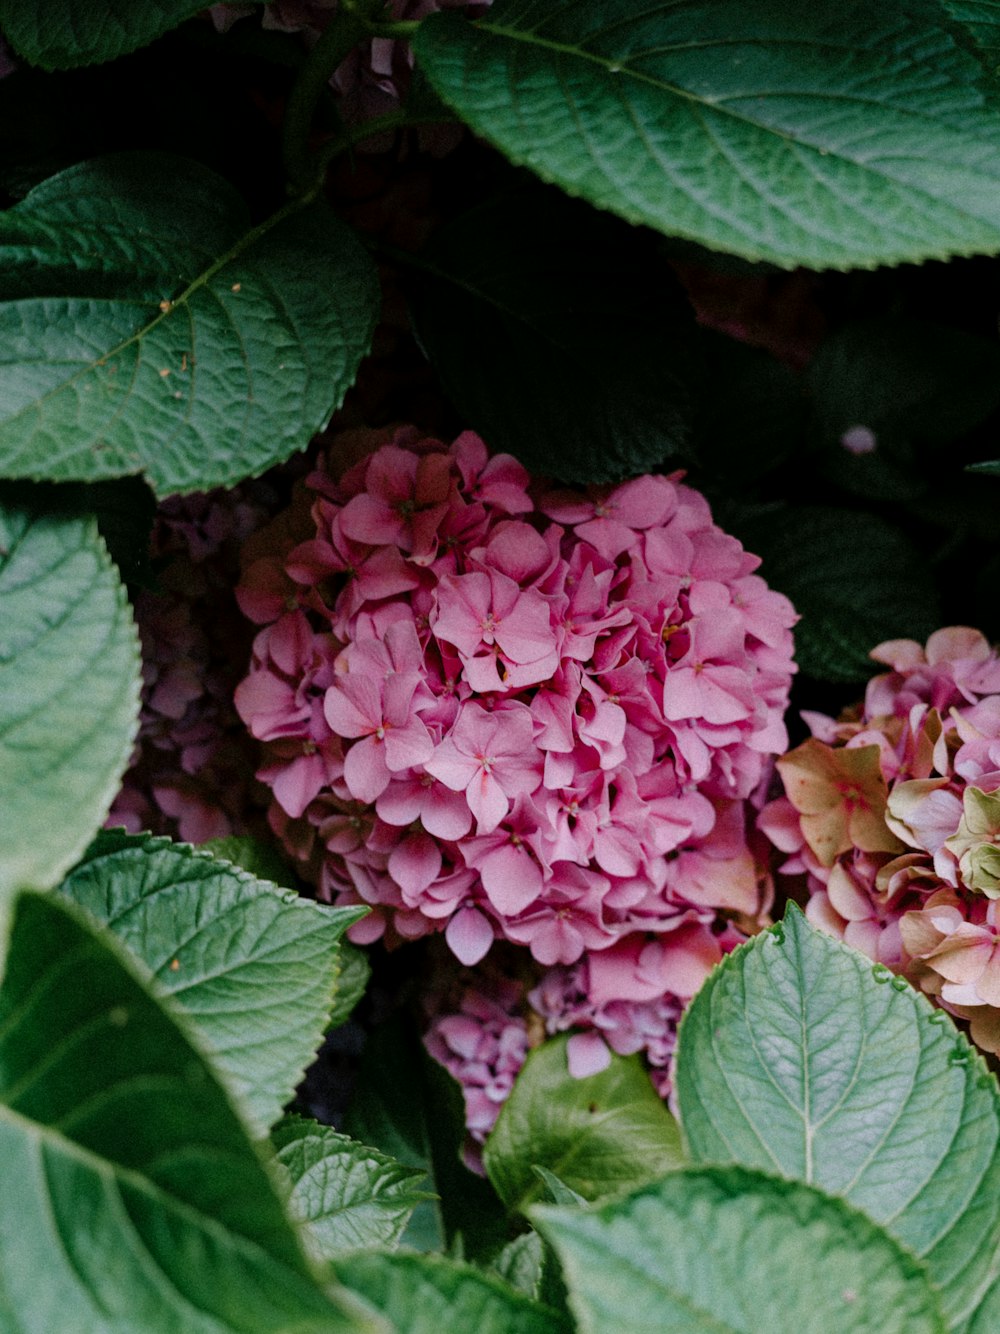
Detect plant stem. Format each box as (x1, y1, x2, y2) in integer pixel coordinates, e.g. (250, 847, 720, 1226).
(282, 7, 373, 190)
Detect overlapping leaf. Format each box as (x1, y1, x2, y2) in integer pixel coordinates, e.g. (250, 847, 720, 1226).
(334, 1251, 570, 1334)
(483, 1035, 684, 1213)
(407, 188, 699, 482)
(414, 0, 1000, 269)
(0, 890, 380, 1333)
(735, 506, 940, 682)
(676, 908, 1000, 1326)
(0, 0, 221, 69)
(0, 492, 140, 895)
(58, 831, 365, 1134)
(0, 153, 378, 494)
(345, 1015, 508, 1257)
(273, 1116, 432, 1258)
(533, 1166, 945, 1333)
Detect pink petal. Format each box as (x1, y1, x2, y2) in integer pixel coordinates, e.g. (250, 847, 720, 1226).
(389, 833, 442, 901)
(467, 770, 509, 834)
(446, 907, 495, 966)
(478, 843, 543, 914)
(567, 1032, 612, 1078)
(343, 736, 391, 803)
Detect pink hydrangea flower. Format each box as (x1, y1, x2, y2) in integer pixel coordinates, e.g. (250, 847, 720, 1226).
(761, 627, 1000, 1056)
(235, 426, 797, 968)
(107, 485, 278, 843)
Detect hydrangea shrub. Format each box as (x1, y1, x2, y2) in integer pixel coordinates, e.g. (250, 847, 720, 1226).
(6, 0, 1000, 1327)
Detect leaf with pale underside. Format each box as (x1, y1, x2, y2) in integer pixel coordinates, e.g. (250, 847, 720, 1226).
(414, 0, 1000, 270)
(58, 830, 366, 1135)
(0, 152, 378, 495)
(676, 906, 1000, 1327)
(533, 1166, 945, 1333)
(0, 491, 140, 896)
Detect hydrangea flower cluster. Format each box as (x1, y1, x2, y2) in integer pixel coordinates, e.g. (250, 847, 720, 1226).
(234, 426, 797, 1133)
(107, 487, 275, 843)
(760, 627, 1000, 1056)
(236, 426, 796, 961)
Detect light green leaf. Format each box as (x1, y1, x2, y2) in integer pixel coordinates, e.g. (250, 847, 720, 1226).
(676, 906, 1000, 1326)
(57, 830, 366, 1135)
(0, 889, 382, 1333)
(334, 1251, 570, 1334)
(413, 0, 1000, 270)
(0, 152, 379, 494)
(328, 941, 371, 1030)
(407, 187, 699, 483)
(489, 1232, 546, 1300)
(483, 1035, 685, 1214)
(0, 0, 235, 68)
(735, 506, 940, 682)
(272, 1115, 432, 1258)
(0, 491, 140, 895)
(532, 1166, 945, 1333)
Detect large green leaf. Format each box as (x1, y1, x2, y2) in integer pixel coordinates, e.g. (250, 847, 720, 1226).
(532, 1166, 945, 1333)
(735, 505, 941, 682)
(406, 188, 699, 483)
(272, 1116, 432, 1258)
(334, 1251, 570, 1334)
(483, 1034, 684, 1214)
(0, 492, 140, 895)
(675, 907, 1000, 1327)
(0, 153, 379, 494)
(413, 0, 1000, 270)
(0, 889, 381, 1333)
(0, 0, 227, 68)
(345, 1014, 509, 1258)
(58, 831, 366, 1135)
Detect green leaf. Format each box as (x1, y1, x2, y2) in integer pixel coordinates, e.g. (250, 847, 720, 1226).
(0, 491, 140, 895)
(328, 941, 372, 1030)
(57, 830, 366, 1135)
(0, 152, 379, 495)
(489, 1232, 547, 1299)
(334, 1251, 570, 1334)
(272, 1116, 432, 1258)
(676, 906, 1000, 1326)
(483, 1034, 685, 1214)
(345, 1014, 509, 1257)
(532, 1165, 945, 1334)
(532, 1166, 586, 1207)
(0, 0, 246, 69)
(406, 187, 700, 483)
(735, 505, 941, 682)
(413, 0, 1000, 270)
(0, 890, 381, 1332)
(200, 835, 302, 889)
(942, 1, 1000, 68)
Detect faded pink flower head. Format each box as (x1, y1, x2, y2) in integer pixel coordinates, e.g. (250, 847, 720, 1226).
(763, 626, 1000, 1058)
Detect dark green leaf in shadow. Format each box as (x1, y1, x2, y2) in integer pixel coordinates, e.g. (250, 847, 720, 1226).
(414, 0, 1000, 269)
(345, 1014, 509, 1257)
(407, 188, 700, 483)
(735, 506, 941, 682)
